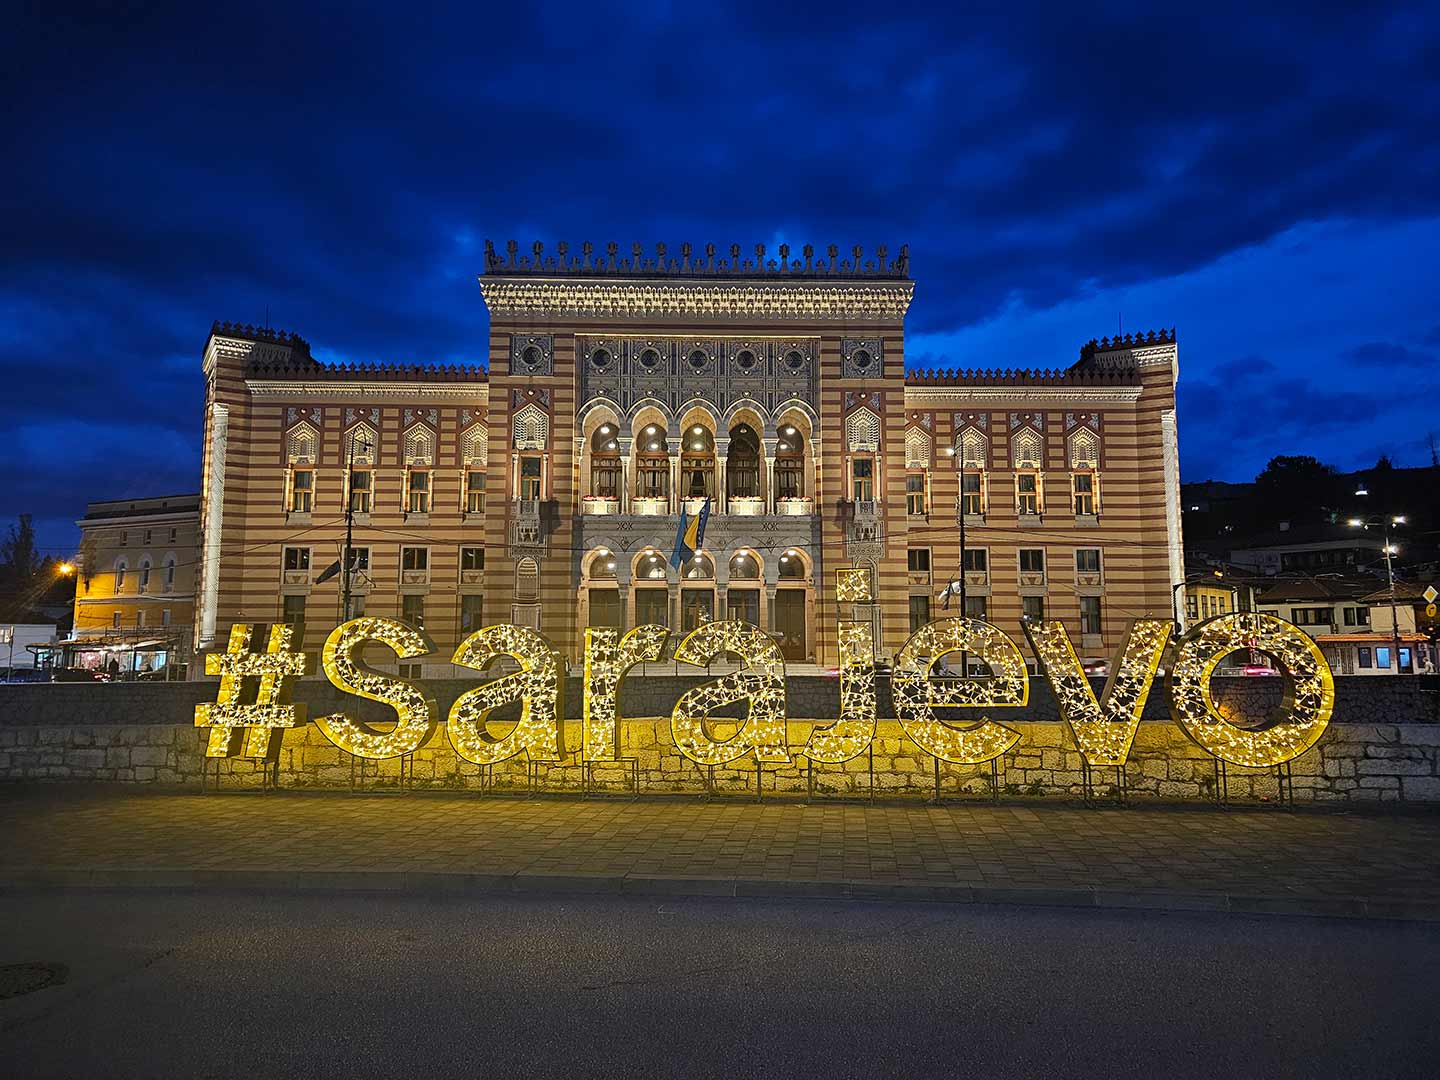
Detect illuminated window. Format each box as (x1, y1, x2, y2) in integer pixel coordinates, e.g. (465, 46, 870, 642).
(348, 469, 372, 514)
(136, 610, 145, 629)
(407, 469, 431, 514)
(961, 471, 984, 516)
(1376, 646, 1392, 670)
(465, 471, 487, 513)
(679, 424, 715, 499)
(1072, 472, 1096, 515)
(114, 560, 127, 593)
(727, 424, 761, 498)
(776, 426, 804, 499)
(851, 457, 875, 501)
(590, 427, 621, 498)
(519, 455, 543, 501)
(112, 612, 121, 629)
(290, 468, 314, 513)
(138, 559, 151, 593)
(906, 472, 927, 516)
(1017, 473, 1040, 515)
(164, 558, 175, 589)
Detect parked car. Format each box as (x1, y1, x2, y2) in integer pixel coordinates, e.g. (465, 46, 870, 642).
(51, 667, 109, 683)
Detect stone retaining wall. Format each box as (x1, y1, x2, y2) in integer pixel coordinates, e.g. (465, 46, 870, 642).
(2, 716, 1438, 803)
(2, 676, 1437, 802)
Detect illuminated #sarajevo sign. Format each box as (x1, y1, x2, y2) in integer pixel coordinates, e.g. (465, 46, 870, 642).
(197, 579, 1334, 773)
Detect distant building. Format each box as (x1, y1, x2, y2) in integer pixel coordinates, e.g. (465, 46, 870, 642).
(1228, 525, 1387, 576)
(67, 494, 201, 677)
(1253, 575, 1421, 674)
(1, 624, 57, 674)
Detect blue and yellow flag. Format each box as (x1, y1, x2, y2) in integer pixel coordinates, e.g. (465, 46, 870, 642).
(670, 497, 711, 568)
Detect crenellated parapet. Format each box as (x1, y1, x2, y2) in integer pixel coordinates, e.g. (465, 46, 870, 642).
(483, 240, 910, 279)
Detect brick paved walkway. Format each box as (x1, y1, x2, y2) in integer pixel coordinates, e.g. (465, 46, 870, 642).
(3, 786, 1439, 919)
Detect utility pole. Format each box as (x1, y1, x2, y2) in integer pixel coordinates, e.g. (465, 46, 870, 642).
(1382, 517, 1403, 673)
(341, 436, 369, 621)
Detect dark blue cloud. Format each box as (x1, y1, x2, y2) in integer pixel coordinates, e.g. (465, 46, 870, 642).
(4, 1, 1440, 551)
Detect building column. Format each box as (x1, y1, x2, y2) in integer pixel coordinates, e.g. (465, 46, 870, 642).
(616, 582, 630, 632)
(198, 402, 229, 648)
(668, 583, 680, 630)
(618, 436, 633, 513)
(668, 438, 682, 514)
(1161, 408, 1184, 627)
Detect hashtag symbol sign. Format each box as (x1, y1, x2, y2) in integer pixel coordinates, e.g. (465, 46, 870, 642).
(195, 623, 309, 758)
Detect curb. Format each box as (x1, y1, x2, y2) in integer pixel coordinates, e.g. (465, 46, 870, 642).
(2, 868, 1436, 923)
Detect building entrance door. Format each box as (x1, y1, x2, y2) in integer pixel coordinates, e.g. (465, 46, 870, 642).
(635, 589, 669, 628)
(775, 589, 807, 661)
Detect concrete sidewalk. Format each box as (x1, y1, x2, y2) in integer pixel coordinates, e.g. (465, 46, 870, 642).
(3, 785, 1439, 921)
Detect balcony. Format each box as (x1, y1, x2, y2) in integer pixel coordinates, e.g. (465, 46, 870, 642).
(680, 497, 709, 517)
(582, 496, 620, 516)
(729, 496, 766, 516)
(776, 496, 814, 516)
(632, 497, 668, 516)
(509, 498, 542, 548)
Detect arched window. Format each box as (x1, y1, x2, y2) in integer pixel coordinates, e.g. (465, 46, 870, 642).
(728, 551, 761, 580)
(905, 427, 931, 516)
(636, 550, 668, 581)
(776, 422, 805, 499)
(1012, 428, 1044, 516)
(727, 424, 761, 499)
(164, 557, 176, 590)
(461, 423, 489, 467)
(138, 559, 151, 593)
(958, 426, 988, 516)
(114, 559, 127, 593)
(778, 549, 807, 580)
(1068, 428, 1101, 516)
(590, 424, 621, 499)
(588, 548, 618, 580)
(681, 424, 715, 499)
(636, 423, 669, 499)
(846, 408, 880, 503)
(403, 425, 435, 466)
(680, 553, 715, 580)
(512, 403, 549, 450)
(516, 557, 539, 601)
(344, 423, 377, 465)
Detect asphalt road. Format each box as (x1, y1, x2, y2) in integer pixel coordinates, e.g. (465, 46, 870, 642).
(2, 890, 1438, 1079)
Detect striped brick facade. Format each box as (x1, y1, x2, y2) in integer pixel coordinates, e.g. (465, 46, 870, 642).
(197, 244, 1181, 670)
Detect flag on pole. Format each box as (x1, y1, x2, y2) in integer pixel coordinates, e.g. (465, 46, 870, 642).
(670, 497, 712, 569)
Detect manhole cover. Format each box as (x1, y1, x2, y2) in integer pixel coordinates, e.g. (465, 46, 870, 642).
(0, 962, 68, 999)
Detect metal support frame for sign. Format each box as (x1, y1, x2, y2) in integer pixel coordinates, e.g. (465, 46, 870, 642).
(201, 754, 279, 794)
(1081, 760, 1128, 806)
(926, 754, 1002, 805)
(696, 760, 764, 802)
(1211, 757, 1228, 805)
(1210, 758, 1295, 808)
(804, 743, 877, 804)
(582, 758, 641, 799)
(349, 752, 414, 793)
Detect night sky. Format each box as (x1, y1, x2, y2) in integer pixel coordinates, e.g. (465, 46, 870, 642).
(5, 3, 1439, 555)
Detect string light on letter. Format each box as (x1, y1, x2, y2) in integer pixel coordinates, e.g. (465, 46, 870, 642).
(316, 617, 437, 759)
(835, 566, 874, 603)
(670, 621, 789, 767)
(448, 624, 566, 765)
(1168, 613, 1335, 767)
(195, 622, 308, 758)
(892, 618, 1026, 764)
(582, 624, 668, 762)
(804, 620, 876, 763)
(1023, 619, 1172, 766)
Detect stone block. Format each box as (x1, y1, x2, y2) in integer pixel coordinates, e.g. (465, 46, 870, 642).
(129, 746, 167, 768)
(105, 747, 130, 768)
(1356, 758, 1430, 776)
(1398, 726, 1440, 746)
(1357, 775, 1400, 788)
(1400, 775, 1440, 799)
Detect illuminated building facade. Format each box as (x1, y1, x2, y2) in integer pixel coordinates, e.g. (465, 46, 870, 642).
(197, 241, 1183, 668)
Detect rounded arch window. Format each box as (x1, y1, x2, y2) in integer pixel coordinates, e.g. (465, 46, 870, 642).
(681, 554, 715, 580)
(778, 549, 807, 580)
(727, 424, 761, 499)
(728, 552, 761, 580)
(591, 425, 620, 453)
(784, 349, 805, 372)
(589, 549, 617, 580)
(734, 349, 757, 371)
(638, 348, 661, 370)
(638, 551, 668, 580)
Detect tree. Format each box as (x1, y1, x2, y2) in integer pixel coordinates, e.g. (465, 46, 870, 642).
(0, 514, 38, 581)
(1252, 456, 1338, 527)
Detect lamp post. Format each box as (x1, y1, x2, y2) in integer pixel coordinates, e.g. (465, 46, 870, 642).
(1349, 485, 1406, 673)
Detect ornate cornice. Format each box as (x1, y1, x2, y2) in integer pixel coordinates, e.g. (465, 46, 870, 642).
(479, 278, 914, 323)
(904, 386, 1144, 405)
(246, 380, 486, 401)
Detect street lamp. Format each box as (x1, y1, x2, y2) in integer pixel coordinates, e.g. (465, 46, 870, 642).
(1348, 492, 1407, 673)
